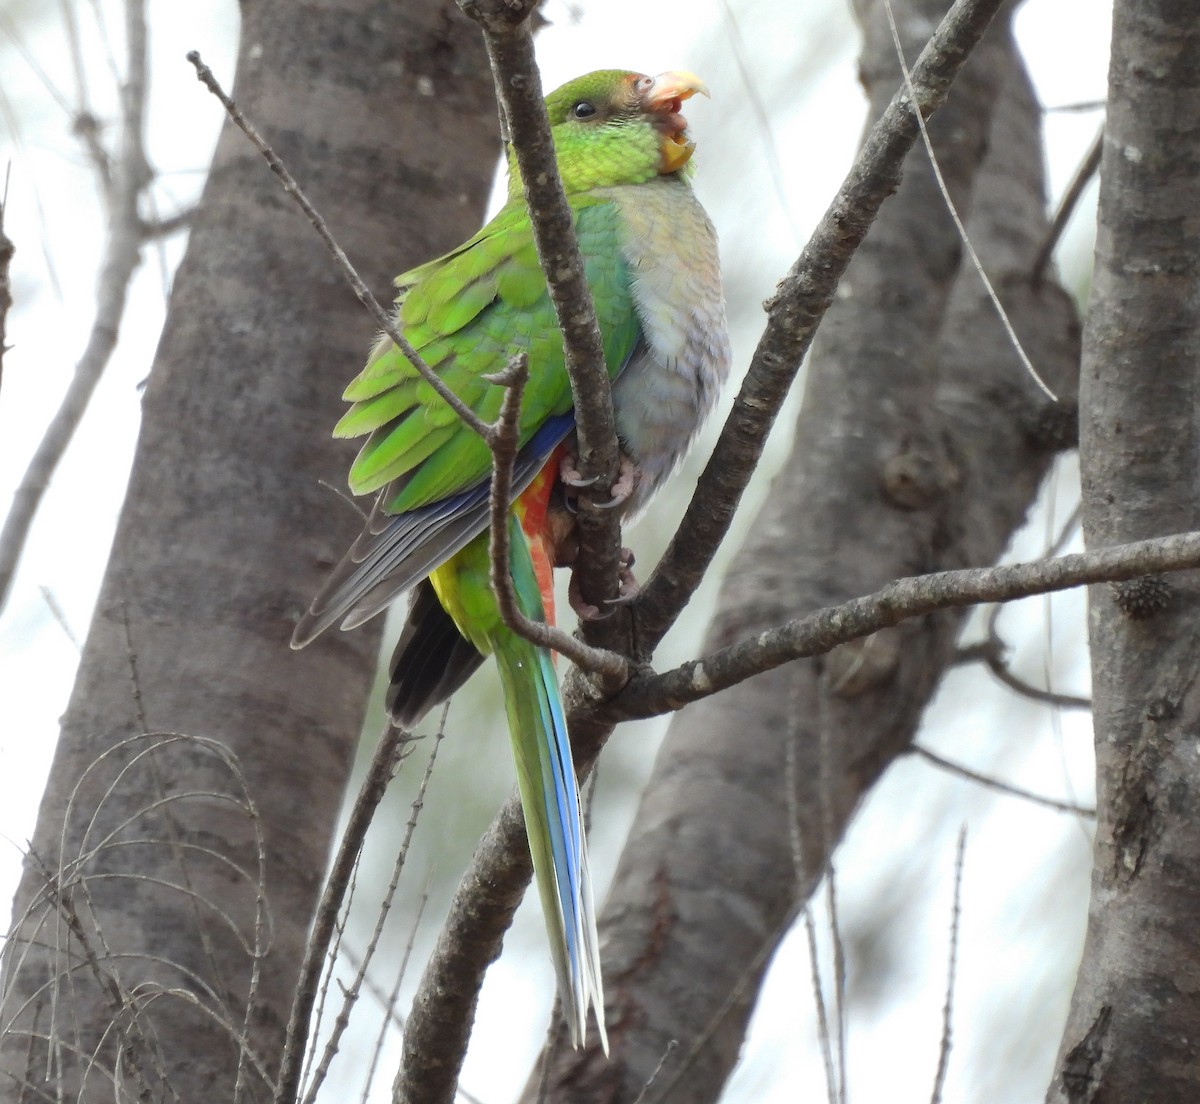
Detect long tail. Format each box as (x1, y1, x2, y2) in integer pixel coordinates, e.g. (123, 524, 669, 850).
(493, 624, 606, 1050)
(428, 513, 606, 1049)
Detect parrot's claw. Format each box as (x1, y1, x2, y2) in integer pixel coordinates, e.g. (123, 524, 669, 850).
(606, 547, 641, 604)
(568, 572, 611, 621)
(569, 547, 640, 618)
(559, 453, 601, 489)
(560, 452, 641, 511)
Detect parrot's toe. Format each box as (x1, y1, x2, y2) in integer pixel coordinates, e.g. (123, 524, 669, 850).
(559, 452, 641, 511)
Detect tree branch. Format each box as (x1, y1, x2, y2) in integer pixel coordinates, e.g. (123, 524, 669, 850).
(458, 0, 627, 621)
(0, 0, 151, 614)
(631, 0, 1014, 653)
(275, 725, 412, 1104)
(912, 745, 1095, 817)
(613, 530, 1200, 720)
(0, 166, 12, 390)
(484, 354, 629, 683)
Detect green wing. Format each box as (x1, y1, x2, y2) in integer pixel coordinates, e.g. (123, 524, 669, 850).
(335, 197, 640, 515)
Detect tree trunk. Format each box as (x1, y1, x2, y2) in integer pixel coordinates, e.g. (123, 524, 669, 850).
(0, 2, 494, 1100)
(528, 2, 1081, 1099)
(1049, 2, 1200, 1101)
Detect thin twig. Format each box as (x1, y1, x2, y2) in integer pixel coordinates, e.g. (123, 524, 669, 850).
(0, 0, 152, 615)
(882, 0, 1056, 399)
(274, 724, 413, 1104)
(911, 745, 1095, 817)
(978, 638, 1091, 710)
(0, 162, 12, 389)
(1032, 127, 1103, 286)
(299, 723, 445, 1104)
(930, 828, 967, 1104)
(185, 51, 491, 443)
(612, 528, 1200, 721)
(359, 871, 434, 1104)
(484, 353, 628, 682)
(459, 1, 625, 618)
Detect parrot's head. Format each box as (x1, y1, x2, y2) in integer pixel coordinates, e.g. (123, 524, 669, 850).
(509, 69, 709, 195)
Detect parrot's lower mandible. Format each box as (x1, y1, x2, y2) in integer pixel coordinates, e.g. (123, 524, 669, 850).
(292, 69, 731, 1051)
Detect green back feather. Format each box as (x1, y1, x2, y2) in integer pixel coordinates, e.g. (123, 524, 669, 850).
(337, 197, 639, 512)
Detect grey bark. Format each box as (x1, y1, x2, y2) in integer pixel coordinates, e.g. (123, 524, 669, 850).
(0, 2, 494, 1101)
(529, 2, 1080, 1100)
(1049, 2, 1200, 1101)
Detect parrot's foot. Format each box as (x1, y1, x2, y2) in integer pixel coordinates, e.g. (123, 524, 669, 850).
(560, 452, 641, 512)
(568, 547, 639, 620)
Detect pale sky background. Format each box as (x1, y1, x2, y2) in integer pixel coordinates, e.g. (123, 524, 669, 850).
(1, 1, 1110, 1100)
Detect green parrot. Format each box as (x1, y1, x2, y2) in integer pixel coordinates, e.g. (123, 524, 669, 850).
(292, 69, 730, 1050)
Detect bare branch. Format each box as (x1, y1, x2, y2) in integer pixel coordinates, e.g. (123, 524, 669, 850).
(393, 793, 533, 1104)
(911, 745, 1095, 817)
(631, 0, 1014, 653)
(298, 726, 445, 1104)
(484, 353, 629, 683)
(458, 0, 626, 619)
(1033, 126, 1103, 285)
(612, 529, 1200, 721)
(0, 164, 12, 389)
(274, 725, 413, 1104)
(0, 0, 151, 614)
(185, 51, 491, 443)
(139, 206, 196, 239)
(976, 635, 1091, 711)
(929, 828, 966, 1104)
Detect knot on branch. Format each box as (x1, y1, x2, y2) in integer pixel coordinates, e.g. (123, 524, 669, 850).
(457, 0, 538, 32)
(881, 445, 959, 510)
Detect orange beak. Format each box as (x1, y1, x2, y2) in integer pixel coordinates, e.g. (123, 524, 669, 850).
(641, 70, 709, 174)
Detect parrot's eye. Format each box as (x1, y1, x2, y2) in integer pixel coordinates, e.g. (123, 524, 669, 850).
(572, 100, 597, 120)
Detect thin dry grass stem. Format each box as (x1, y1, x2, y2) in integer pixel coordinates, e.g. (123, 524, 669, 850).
(275, 723, 413, 1104)
(911, 744, 1095, 817)
(930, 829, 967, 1104)
(2, 732, 273, 1101)
(814, 689, 848, 1104)
(317, 479, 370, 522)
(629, 1040, 679, 1104)
(7, 943, 274, 1089)
(881, 0, 1056, 401)
(78, 737, 269, 1101)
(300, 723, 446, 1104)
(119, 607, 270, 1103)
(0, 162, 12, 388)
(38, 861, 170, 1102)
(184, 51, 489, 443)
(715, 0, 801, 245)
(786, 708, 838, 1104)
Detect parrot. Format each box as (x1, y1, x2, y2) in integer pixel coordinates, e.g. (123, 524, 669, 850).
(291, 69, 730, 1050)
